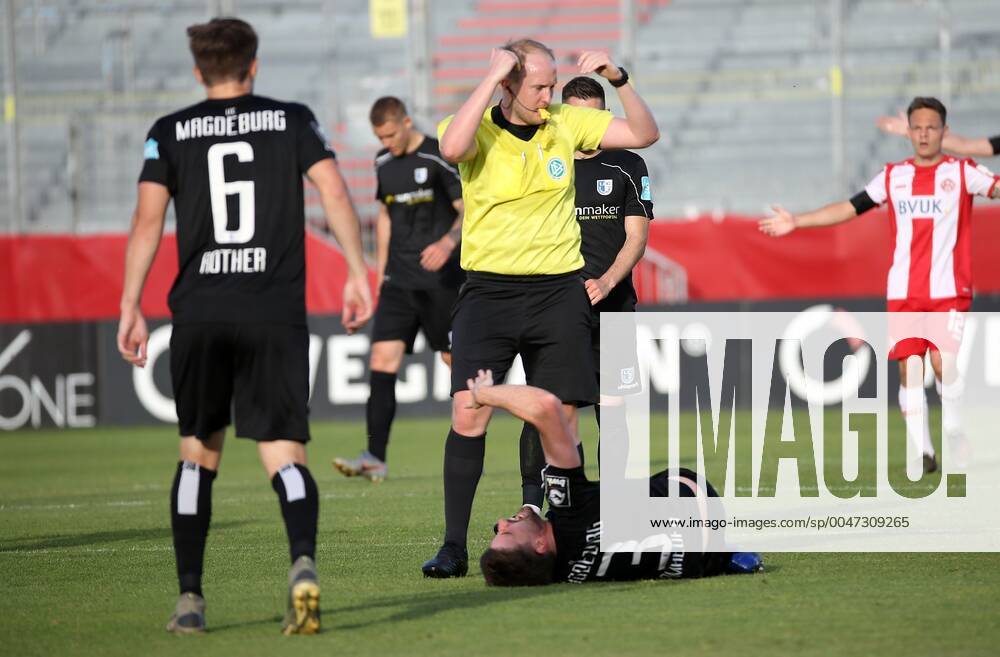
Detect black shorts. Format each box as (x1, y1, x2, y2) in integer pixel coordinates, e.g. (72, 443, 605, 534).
(170, 322, 310, 443)
(450, 271, 596, 405)
(371, 283, 458, 353)
(591, 298, 641, 397)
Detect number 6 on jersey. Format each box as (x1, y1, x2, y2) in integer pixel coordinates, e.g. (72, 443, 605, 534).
(207, 141, 255, 244)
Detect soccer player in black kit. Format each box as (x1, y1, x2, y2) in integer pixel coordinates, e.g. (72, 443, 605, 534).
(333, 97, 463, 482)
(116, 18, 372, 635)
(465, 369, 762, 586)
(519, 76, 653, 509)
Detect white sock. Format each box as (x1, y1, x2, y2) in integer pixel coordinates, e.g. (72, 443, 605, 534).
(899, 384, 934, 458)
(937, 377, 965, 443)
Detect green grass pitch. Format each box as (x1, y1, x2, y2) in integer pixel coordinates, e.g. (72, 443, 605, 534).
(2, 412, 999, 657)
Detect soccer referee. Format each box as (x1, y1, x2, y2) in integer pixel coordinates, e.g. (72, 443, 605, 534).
(422, 39, 659, 578)
(519, 76, 654, 508)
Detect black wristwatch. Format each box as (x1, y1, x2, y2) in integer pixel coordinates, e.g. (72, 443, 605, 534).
(609, 67, 630, 88)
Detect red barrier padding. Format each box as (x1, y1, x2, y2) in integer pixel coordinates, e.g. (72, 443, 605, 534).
(1, 229, 362, 322)
(3, 206, 999, 321)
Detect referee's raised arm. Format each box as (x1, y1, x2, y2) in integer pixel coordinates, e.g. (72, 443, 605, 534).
(576, 51, 660, 150)
(439, 48, 519, 163)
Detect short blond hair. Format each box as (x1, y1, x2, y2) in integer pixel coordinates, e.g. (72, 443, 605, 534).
(502, 38, 555, 84)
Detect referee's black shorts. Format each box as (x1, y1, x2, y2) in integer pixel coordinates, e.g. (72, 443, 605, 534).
(449, 271, 596, 406)
(170, 322, 310, 443)
(371, 282, 458, 353)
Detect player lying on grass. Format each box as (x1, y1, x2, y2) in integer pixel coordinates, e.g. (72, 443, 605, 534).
(761, 97, 1000, 474)
(463, 369, 762, 585)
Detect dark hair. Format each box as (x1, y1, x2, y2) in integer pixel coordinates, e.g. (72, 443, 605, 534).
(480, 547, 555, 586)
(502, 38, 555, 84)
(186, 18, 258, 85)
(561, 76, 606, 108)
(369, 96, 409, 126)
(907, 97, 947, 126)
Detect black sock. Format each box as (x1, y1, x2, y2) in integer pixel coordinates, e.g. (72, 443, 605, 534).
(366, 370, 398, 462)
(271, 463, 319, 563)
(170, 461, 216, 597)
(443, 428, 486, 548)
(519, 422, 545, 508)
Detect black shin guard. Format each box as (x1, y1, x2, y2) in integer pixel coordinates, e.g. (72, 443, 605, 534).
(443, 429, 486, 547)
(366, 370, 398, 462)
(271, 463, 319, 563)
(170, 461, 216, 596)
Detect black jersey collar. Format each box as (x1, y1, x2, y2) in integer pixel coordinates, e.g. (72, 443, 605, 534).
(491, 105, 539, 142)
(201, 93, 254, 106)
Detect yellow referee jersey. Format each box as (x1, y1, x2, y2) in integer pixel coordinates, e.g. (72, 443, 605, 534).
(438, 103, 613, 275)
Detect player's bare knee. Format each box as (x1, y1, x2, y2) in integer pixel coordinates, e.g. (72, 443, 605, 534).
(532, 392, 563, 426)
(179, 432, 224, 470)
(452, 398, 490, 435)
(257, 440, 306, 478)
(370, 340, 404, 373)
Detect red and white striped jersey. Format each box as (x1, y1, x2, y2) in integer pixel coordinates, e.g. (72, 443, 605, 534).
(864, 157, 999, 301)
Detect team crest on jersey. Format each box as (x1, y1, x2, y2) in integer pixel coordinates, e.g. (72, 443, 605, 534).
(620, 367, 635, 386)
(596, 179, 614, 196)
(545, 474, 571, 507)
(547, 157, 567, 180)
(414, 167, 428, 184)
(940, 178, 956, 192)
(143, 138, 159, 160)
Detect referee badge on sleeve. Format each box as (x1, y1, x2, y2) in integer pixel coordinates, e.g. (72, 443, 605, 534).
(545, 474, 571, 508)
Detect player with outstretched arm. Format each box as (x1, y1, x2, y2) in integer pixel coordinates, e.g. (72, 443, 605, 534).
(761, 97, 1000, 474)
